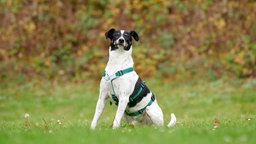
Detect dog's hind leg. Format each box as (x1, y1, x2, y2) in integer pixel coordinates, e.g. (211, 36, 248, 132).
(90, 80, 108, 129)
(144, 101, 164, 126)
(123, 115, 138, 127)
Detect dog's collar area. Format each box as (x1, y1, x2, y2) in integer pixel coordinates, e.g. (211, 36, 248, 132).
(102, 67, 134, 79)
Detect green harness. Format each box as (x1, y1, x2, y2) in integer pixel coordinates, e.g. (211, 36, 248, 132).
(102, 67, 155, 116)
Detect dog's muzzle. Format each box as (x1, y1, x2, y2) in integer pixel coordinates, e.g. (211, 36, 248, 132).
(114, 38, 126, 47)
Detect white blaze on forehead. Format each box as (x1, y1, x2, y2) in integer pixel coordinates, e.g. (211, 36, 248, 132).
(120, 30, 125, 38)
(115, 30, 128, 47)
(118, 30, 125, 41)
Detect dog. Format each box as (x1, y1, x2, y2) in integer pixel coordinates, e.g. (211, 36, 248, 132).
(90, 28, 176, 129)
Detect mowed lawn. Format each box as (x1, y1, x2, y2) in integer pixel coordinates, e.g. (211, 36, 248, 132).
(0, 77, 255, 144)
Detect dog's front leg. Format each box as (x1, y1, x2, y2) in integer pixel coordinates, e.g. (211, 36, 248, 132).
(90, 82, 108, 129)
(112, 96, 129, 129)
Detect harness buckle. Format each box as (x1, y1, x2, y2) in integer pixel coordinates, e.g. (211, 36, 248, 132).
(138, 109, 144, 114)
(116, 70, 124, 76)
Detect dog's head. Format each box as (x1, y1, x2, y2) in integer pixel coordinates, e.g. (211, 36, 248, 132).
(105, 28, 139, 51)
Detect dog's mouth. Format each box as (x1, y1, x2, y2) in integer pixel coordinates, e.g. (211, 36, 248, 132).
(114, 42, 126, 47)
(117, 43, 125, 47)
(111, 41, 131, 51)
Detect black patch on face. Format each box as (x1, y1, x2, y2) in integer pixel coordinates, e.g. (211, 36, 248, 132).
(110, 43, 118, 51)
(123, 44, 132, 51)
(112, 31, 121, 42)
(123, 32, 132, 43)
(110, 31, 121, 51)
(123, 31, 132, 51)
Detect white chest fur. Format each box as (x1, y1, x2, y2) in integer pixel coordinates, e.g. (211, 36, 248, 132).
(105, 46, 134, 75)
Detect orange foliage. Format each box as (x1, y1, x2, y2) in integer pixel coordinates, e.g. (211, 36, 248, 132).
(0, 0, 255, 82)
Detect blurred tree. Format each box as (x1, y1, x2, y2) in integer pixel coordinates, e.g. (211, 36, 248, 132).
(0, 0, 255, 82)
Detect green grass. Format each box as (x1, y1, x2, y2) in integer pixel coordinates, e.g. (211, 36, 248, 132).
(0, 78, 256, 144)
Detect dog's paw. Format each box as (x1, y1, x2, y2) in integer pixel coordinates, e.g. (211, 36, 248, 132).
(90, 123, 96, 130)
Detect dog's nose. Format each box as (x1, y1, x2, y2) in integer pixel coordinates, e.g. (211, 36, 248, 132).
(119, 39, 124, 44)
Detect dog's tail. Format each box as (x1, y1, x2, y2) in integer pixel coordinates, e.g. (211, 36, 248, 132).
(167, 113, 176, 127)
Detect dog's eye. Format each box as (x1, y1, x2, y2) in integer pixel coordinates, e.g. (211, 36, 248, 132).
(113, 33, 120, 38)
(123, 33, 130, 39)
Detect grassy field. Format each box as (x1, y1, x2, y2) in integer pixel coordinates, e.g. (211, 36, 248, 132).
(0, 77, 256, 144)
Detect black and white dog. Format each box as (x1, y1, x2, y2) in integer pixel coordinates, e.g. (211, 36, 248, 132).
(90, 28, 176, 129)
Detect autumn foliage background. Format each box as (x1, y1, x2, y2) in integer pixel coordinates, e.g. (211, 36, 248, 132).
(0, 0, 255, 83)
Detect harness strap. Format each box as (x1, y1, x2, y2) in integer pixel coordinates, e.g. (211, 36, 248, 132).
(102, 67, 134, 78)
(129, 83, 144, 102)
(128, 77, 149, 107)
(115, 67, 134, 77)
(125, 94, 155, 117)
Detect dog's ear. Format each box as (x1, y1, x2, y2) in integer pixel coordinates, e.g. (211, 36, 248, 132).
(105, 28, 115, 39)
(130, 30, 139, 41)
